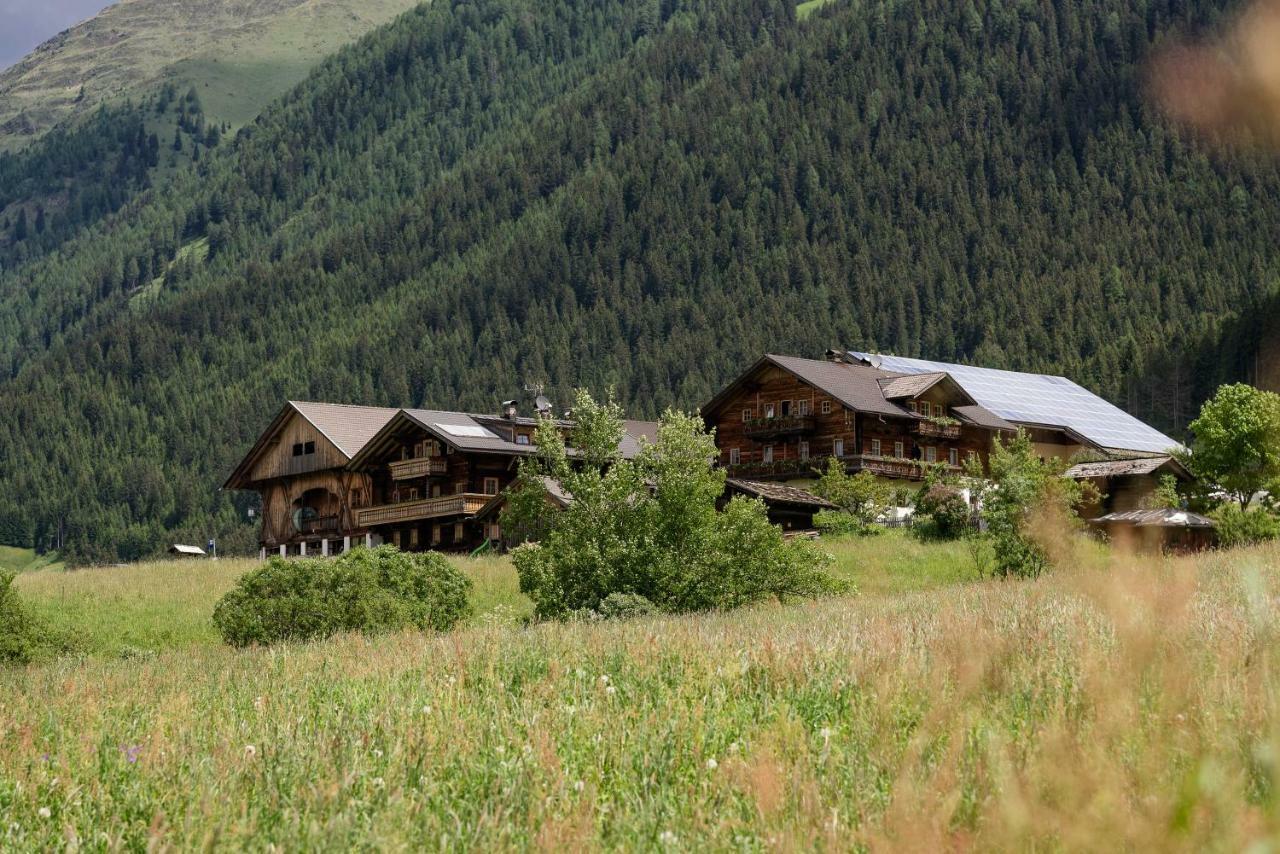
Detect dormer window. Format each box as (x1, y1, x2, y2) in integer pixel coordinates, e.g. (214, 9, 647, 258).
(516, 434, 530, 445)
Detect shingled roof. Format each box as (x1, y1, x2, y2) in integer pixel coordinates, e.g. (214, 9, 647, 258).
(878, 372, 949, 399)
(1065, 456, 1186, 480)
(725, 478, 835, 508)
(1091, 509, 1215, 528)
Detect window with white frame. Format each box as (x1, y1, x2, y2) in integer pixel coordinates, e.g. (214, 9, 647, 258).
(799, 440, 809, 460)
(765, 403, 776, 418)
(926, 446, 937, 463)
(797, 399, 811, 416)
(894, 440, 904, 458)
(949, 448, 959, 466)
(833, 438, 844, 457)
(742, 408, 753, 421)
(483, 477, 500, 495)
(871, 438, 881, 457)
(729, 447, 740, 465)
(920, 401, 932, 418)
(821, 400, 832, 414)
(763, 445, 774, 463)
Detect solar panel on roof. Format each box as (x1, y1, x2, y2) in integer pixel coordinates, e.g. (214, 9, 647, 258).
(436, 423, 498, 439)
(849, 352, 1180, 454)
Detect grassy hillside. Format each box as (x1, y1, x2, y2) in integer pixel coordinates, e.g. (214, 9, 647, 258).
(3, 0, 1280, 562)
(3, 541, 1279, 847)
(0, 546, 60, 574)
(0, 0, 423, 154)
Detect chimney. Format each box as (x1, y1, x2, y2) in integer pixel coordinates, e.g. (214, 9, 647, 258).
(501, 400, 519, 419)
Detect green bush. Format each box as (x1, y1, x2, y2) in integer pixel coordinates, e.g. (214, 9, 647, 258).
(0, 571, 42, 665)
(813, 509, 865, 536)
(512, 392, 842, 619)
(212, 546, 472, 647)
(596, 592, 660, 620)
(1213, 506, 1280, 549)
(913, 484, 972, 541)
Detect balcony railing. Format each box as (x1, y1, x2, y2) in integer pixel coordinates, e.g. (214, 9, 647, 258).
(388, 457, 448, 480)
(356, 493, 491, 527)
(300, 515, 340, 534)
(912, 419, 962, 439)
(742, 414, 816, 440)
(725, 454, 949, 481)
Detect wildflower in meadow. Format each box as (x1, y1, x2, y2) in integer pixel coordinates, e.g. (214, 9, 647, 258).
(420, 705, 432, 715)
(244, 744, 257, 759)
(658, 830, 677, 846)
(605, 685, 616, 696)
(705, 757, 718, 771)
(573, 780, 585, 792)
(372, 777, 386, 789)
(37, 808, 51, 820)
(121, 745, 142, 764)
(598, 674, 610, 686)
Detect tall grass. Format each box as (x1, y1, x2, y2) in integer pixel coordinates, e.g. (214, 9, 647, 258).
(5, 541, 1280, 847)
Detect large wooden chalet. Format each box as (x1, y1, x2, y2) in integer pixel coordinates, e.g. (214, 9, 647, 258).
(224, 400, 656, 557)
(702, 351, 1189, 515)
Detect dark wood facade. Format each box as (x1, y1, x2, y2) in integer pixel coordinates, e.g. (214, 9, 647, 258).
(704, 361, 1002, 484)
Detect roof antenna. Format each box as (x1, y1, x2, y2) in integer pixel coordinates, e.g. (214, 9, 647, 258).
(525, 381, 554, 419)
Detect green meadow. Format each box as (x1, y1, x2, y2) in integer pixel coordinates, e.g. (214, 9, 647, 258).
(4, 535, 1280, 848)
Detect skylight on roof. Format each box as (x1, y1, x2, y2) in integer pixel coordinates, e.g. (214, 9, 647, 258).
(435, 423, 497, 439)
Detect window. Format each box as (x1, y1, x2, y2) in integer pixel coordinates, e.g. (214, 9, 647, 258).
(291, 442, 304, 456)
(516, 434, 530, 445)
(894, 441, 904, 459)
(799, 440, 809, 460)
(483, 477, 500, 496)
(742, 408, 754, 422)
(968, 449, 978, 462)
(820, 400, 832, 414)
(407, 488, 419, 501)
(780, 400, 792, 416)
(907, 401, 917, 413)
(949, 448, 959, 466)
(410, 529, 420, 548)
(870, 438, 881, 457)
(431, 484, 442, 498)
(926, 446, 937, 463)
(797, 400, 811, 416)
(391, 489, 401, 503)
(920, 401, 932, 418)
(454, 522, 465, 541)
(763, 445, 774, 463)
(833, 438, 844, 457)
(728, 447, 740, 465)
(455, 482, 466, 495)
(765, 403, 776, 418)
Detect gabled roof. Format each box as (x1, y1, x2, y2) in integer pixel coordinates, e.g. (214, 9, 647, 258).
(703, 354, 912, 419)
(878, 372, 949, 399)
(725, 479, 835, 508)
(620, 420, 660, 458)
(222, 401, 398, 490)
(1091, 508, 1215, 528)
(1065, 456, 1190, 481)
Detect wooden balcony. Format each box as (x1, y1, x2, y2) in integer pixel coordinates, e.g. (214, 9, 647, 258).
(356, 493, 490, 527)
(742, 414, 816, 440)
(300, 515, 339, 535)
(852, 455, 926, 479)
(725, 454, 933, 481)
(388, 457, 448, 480)
(912, 419, 962, 439)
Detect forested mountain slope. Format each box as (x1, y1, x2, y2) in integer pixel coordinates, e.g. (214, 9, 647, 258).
(0, 0, 1276, 561)
(0, 0, 422, 154)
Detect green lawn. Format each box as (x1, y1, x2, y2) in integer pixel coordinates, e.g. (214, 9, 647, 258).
(0, 545, 61, 574)
(796, 0, 838, 20)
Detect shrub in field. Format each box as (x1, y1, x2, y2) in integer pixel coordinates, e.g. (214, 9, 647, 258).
(212, 546, 472, 647)
(0, 571, 40, 664)
(511, 391, 839, 619)
(813, 458, 885, 534)
(813, 508, 863, 536)
(594, 592, 659, 620)
(1213, 505, 1280, 548)
(913, 483, 972, 541)
(971, 430, 1093, 578)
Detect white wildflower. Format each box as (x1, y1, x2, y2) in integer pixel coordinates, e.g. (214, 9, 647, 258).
(421, 705, 432, 715)
(605, 685, 616, 696)
(706, 757, 718, 771)
(37, 808, 50, 820)
(372, 748, 383, 759)
(372, 777, 385, 789)
(244, 744, 257, 759)
(573, 780, 585, 792)
(727, 741, 740, 755)
(819, 727, 833, 740)
(658, 830, 677, 846)
(495, 745, 505, 756)
(598, 674, 610, 686)
(254, 696, 264, 711)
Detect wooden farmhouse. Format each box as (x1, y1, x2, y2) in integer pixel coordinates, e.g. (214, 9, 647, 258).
(703, 351, 1189, 512)
(225, 400, 656, 557)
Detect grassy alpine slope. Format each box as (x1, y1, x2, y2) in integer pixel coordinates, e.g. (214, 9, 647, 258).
(0, 0, 423, 153)
(3, 540, 1279, 848)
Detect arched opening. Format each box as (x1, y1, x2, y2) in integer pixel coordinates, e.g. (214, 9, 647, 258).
(292, 487, 340, 535)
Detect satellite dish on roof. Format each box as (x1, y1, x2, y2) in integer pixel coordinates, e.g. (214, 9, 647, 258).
(865, 354, 882, 369)
(535, 394, 552, 413)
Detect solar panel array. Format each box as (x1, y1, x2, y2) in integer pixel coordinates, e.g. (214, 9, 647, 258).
(848, 352, 1180, 455)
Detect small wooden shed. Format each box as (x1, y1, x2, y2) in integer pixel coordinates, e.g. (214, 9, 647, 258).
(1089, 509, 1217, 554)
